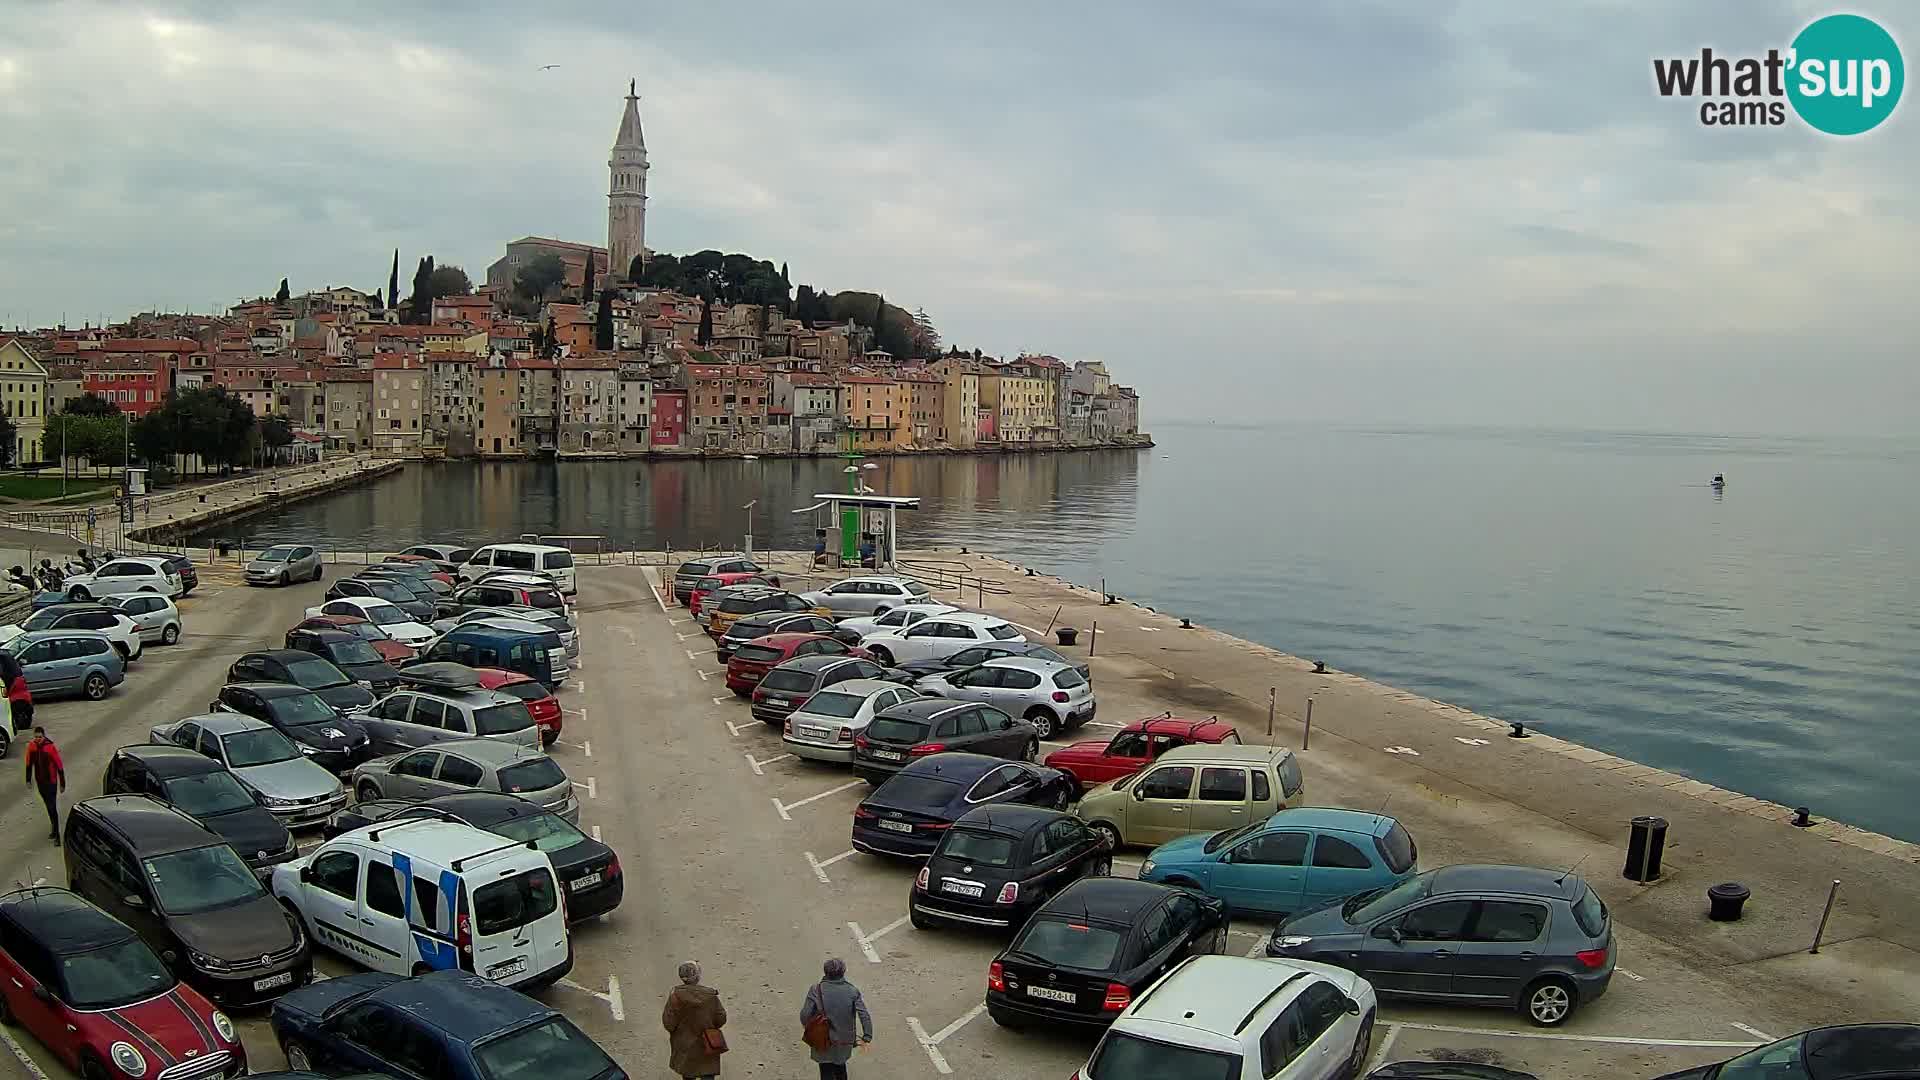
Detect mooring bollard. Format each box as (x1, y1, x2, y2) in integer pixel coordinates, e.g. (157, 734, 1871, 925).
(1303, 695, 1314, 750)
(1624, 816, 1667, 882)
(1810, 879, 1840, 953)
(1793, 806, 1814, 828)
(1707, 882, 1751, 921)
(1089, 621, 1097, 656)
(1509, 720, 1529, 738)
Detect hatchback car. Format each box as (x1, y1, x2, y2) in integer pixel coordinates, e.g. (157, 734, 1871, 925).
(893, 638, 1089, 682)
(1141, 808, 1419, 918)
(150, 552, 200, 595)
(852, 753, 1077, 858)
(910, 805, 1113, 930)
(434, 605, 578, 655)
(211, 682, 372, 771)
(400, 543, 475, 572)
(325, 576, 436, 622)
(446, 580, 569, 619)
(356, 568, 452, 606)
(101, 744, 297, 875)
(0, 886, 249, 1080)
(351, 679, 542, 756)
(306, 598, 437, 647)
(783, 679, 921, 764)
(706, 587, 829, 639)
(853, 698, 1041, 784)
(1266, 863, 1615, 1027)
(831, 601, 957, 639)
(727, 632, 872, 696)
(1046, 714, 1243, 790)
(473, 667, 563, 745)
(228, 650, 377, 711)
(1652, 1024, 1920, 1080)
(4, 602, 144, 661)
(917, 656, 1096, 738)
(689, 570, 777, 617)
(1078, 744, 1308, 850)
(248, 544, 324, 586)
(1, 630, 125, 700)
(64, 795, 312, 1006)
(986, 877, 1229, 1029)
(102, 591, 184, 645)
(751, 654, 890, 726)
(800, 575, 935, 618)
(290, 614, 417, 663)
(349, 738, 579, 824)
(283, 627, 403, 694)
(149, 714, 349, 827)
(60, 556, 184, 601)
(860, 612, 1027, 667)
(715, 611, 853, 661)
(672, 554, 761, 604)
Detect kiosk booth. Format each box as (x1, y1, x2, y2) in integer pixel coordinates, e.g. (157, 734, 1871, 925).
(794, 493, 921, 570)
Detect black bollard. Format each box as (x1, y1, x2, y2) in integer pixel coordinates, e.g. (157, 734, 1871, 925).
(1793, 807, 1814, 828)
(1624, 816, 1668, 882)
(1180, 617, 1192, 629)
(1509, 721, 1528, 738)
(1056, 628, 1078, 647)
(1707, 882, 1750, 921)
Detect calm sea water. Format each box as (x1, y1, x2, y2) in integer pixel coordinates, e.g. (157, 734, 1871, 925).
(206, 424, 1920, 841)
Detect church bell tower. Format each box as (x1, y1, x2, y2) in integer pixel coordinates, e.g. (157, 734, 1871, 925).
(608, 79, 649, 282)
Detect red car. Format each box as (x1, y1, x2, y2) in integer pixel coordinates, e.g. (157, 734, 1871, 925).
(382, 553, 457, 584)
(289, 614, 417, 663)
(0, 887, 248, 1079)
(1043, 714, 1243, 789)
(690, 571, 777, 617)
(473, 666, 563, 745)
(725, 632, 869, 696)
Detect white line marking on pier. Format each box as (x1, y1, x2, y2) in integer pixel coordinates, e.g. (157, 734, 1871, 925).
(563, 706, 588, 717)
(571, 777, 597, 799)
(591, 825, 602, 842)
(806, 849, 857, 882)
(1615, 968, 1645, 982)
(573, 679, 587, 691)
(773, 780, 864, 821)
(745, 752, 792, 776)
(668, 618, 688, 626)
(557, 738, 591, 757)
(1731, 1023, 1775, 1041)
(1390, 1022, 1762, 1048)
(1367, 1024, 1400, 1073)
(1384, 746, 1421, 756)
(1455, 737, 1491, 746)
(685, 648, 701, 660)
(849, 914, 910, 962)
(726, 720, 754, 737)
(712, 695, 732, 706)
(1, 1029, 48, 1080)
(1085, 720, 1121, 728)
(696, 668, 723, 680)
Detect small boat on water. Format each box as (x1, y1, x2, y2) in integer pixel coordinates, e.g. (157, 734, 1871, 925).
(1710, 473, 1726, 489)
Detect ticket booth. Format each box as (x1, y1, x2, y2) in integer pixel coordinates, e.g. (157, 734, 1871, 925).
(798, 493, 921, 570)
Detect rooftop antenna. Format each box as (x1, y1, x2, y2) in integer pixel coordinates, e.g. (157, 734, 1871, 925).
(1375, 794, 1394, 818)
(1553, 851, 1595, 887)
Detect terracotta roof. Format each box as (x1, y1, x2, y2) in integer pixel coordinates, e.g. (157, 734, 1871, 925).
(99, 338, 198, 351)
(558, 355, 617, 370)
(371, 356, 419, 370)
(319, 370, 373, 383)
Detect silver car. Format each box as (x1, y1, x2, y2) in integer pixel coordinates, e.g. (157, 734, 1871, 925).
(835, 602, 959, 639)
(349, 738, 579, 824)
(914, 656, 1097, 739)
(351, 685, 543, 756)
(103, 593, 183, 645)
(246, 543, 324, 586)
(781, 679, 923, 764)
(799, 575, 935, 618)
(149, 713, 347, 826)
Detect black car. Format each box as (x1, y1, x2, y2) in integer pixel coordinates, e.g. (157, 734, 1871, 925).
(716, 611, 855, 661)
(853, 698, 1041, 784)
(751, 654, 889, 726)
(910, 805, 1113, 930)
(1653, 1024, 1920, 1080)
(322, 577, 435, 622)
(101, 744, 296, 875)
(228, 650, 376, 711)
(211, 683, 371, 772)
(894, 640, 1092, 683)
(64, 795, 312, 1007)
(986, 877, 1228, 1029)
(144, 552, 198, 595)
(322, 792, 624, 921)
(283, 627, 403, 694)
(852, 752, 1076, 859)
(358, 567, 455, 607)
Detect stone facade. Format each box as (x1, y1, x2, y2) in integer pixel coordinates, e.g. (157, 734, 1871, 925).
(607, 81, 650, 280)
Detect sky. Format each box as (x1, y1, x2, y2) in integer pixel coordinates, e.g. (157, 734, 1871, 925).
(1, 0, 1915, 435)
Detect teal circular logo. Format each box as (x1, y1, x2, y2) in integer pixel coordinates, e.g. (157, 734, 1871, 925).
(1787, 14, 1904, 135)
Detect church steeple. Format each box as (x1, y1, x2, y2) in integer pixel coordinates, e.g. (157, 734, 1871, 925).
(607, 80, 650, 282)
(615, 79, 645, 150)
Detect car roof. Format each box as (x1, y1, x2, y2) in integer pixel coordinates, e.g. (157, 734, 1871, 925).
(293, 627, 361, 644)
(838, 575, 918, 585)
(1428, 864, 1584, 901)
(1803, 1024, 1920, 1079)
(1036, 876, 1174, 923)
(33, 602, 113, 615)
(1130, 714, 1237, 739)
(186, 712, 274, 735)
(0, 888, 138, 952)
(260, 544, 304, 552)
(734, 611, 818, 628)
(757, 632, 834, 649)
(303, 613, 367, 625)
(471, 667, 534, 688)
(952, 803, 1063, 836)
(78, 794, 220, 856)
(980, 656, 1075, 675)
(1153, 743, 1293, 766)
(482, 542, 568, 555)
(1120, 955, 1327, 1043)
(240, 649, 325, 666)
(432, 738, 546, 766)
(922, 611, 1010, 627)
(881, 698, 972, 721)
(117, 744, 224, 776)
(896, 752, 1009, 782)
(226, 681, 325, 699)
(9, 629, 112, 643)
(774, 654, 866, 673)
(367, 967, 554, 1039)
(393, 686, 517, 708)
(1266, 807, 1399, 837)
(351, 817, 544, 870)
(808, 679, 901, 698)
(421, 791, 552, 824)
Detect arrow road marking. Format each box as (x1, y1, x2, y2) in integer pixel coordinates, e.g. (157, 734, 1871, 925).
(1454, 737, 1491, 746)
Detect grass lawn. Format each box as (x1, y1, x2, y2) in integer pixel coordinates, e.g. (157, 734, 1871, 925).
(0, 473, 121, 501)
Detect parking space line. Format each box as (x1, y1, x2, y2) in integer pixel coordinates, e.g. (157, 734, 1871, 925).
(1085, 720, 1121, 728)
(591, 825, 602, 842)
(712, 695, 733, 705)
(1367, 1022, 1400, 1073)
(806, 849, 858, 883)
(773, 780, 864, 821)
(745, 752, 793, 776)
(556, 738, 592, 757)
(907, 1003, 988, 1075)
(696, 669, 725, 681)
(668, 618, 688, 626)
(848, 914, 910, 962)
(1616, 967, 1645, 981)
(563, 706, 588, 717)
(0, 1029, 48, 1080)
(1390, 1022, 1763, 1048)
(555, 975, 626, 1021)
(685, 648, 701, 660)
(572, 777, 597, 799)
(725, 720, 755, 737)
(677, 632, 700, 641)
(1731, 1022, 1775, 1041)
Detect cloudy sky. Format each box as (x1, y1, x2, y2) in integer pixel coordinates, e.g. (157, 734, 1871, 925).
(2, 1, 1914, 434)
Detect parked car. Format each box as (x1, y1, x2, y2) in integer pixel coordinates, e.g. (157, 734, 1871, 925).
(384, 550, 459, 575)
(362, 561, 455, 589)
(835, 601, 958, 639)
(417, 620, 569, 687)
(910, 805, 1113, 930)
(228, 650, 377, 711)
(1, 629, 125, 700)
(321, 792, 622, 921)
(782, 679, 921, 764)
(1266, 863, 1615, 1027)
(917, 656, 1096, 738)
(1078, 744, 1308, 850)
(148, 714, 349, 827)
(689, 570, 777, 617)
(59, 555, 184, 601)
(350, 738, 578, 824)
(399, 543, 476, 572)
(350, 669, 542, 755)
(0, 886, 249, 1079)
(800, 575, 936, 618)
(860, 611, 1027, 667)
(248, 544, 325, 586)
(895, 639, 1091, 682)
(272, 969, 624, 1079)
(444, 580, 569, 619)
(715, 611, 854, 661)
(1070, 954, 1378, 1080)
(1140, 808, 1419, 918)
(986, 877, 1230, 1029)
(1046, 714, 1242, 790)
(306, 598, 437, 647)
(291, 614, 417, 663)
(101, 744, 297, 875)
(355, 568, 452, 607)
(284, 627, 404, 693)
(211, 682, 373, 771)
(324, 576, 436, 622)
(434, 604, 578, 655)
(150, 552, 200, 595)
(64, 795, 312, 1006)
(672, 554, 761, 604)
(459, 543, 577, 594)
(852, 753, 1077, 858)
(706, 588, 829, 639)
(751, 654, 890, 727)
(1652, 1024, 1920, 1080)
(101, 591, 183, 645)
(727, 632, 872, 697)
(472, 667, 563, 745)
(852, 698, 1041, 784)
(2, 602, 144, 661)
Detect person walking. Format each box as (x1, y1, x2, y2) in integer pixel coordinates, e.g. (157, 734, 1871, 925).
(1, 648, 30, 735)
(661, 960, 727, 1080)
(22, 727, 65, 842)
(800, 958, 872, 1080)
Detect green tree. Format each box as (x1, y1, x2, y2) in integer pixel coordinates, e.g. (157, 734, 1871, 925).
(0, 412, 15, 467)
(582, 253, 597, 304)
(388, 248, 400, 311)
(261, 414, 295, 462)
(275, 278, 290, 303)
(63, 392, 120, 417)
(697, 295, 712, 346)
(425, 264, 472, 298)
(540, 314, 559, 359)
(514, 254, 567, 306)
(595, 290, 615, 351)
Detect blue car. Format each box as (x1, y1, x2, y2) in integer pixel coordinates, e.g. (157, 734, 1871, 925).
(272, 969, 625, 1080)
(1138, 807, 1418, 917)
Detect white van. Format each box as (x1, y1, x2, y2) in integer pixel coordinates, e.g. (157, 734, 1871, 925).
(271, 817, 572, 989)
(459, 543, 577, 595)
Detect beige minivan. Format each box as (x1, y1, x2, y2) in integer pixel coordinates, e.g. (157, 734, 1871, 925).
(1077, 743, 1305, 849)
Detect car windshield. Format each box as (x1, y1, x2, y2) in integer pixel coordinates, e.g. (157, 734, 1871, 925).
(1011, 918, 1124, 971)
(471, 868, 559, 936)
(906, 581, 930, 596)
(362, 605, 409, 626)
(1203, 821, 1263, 854)
(20, 610, 61, 631)
(798, 692, 865, 719)
(487, 811, 588, 855)
(162, 771, 257, 816)
(270, 692, 341, 726)
(987, 623, 1021, 640)
(364, 580, 412, 601)
(938, 829, 1017, 868)
(283, 658, 350, 690)
(143, 844, 266, 914)
(222, 727, 302, 767)
(1053, 668, 1087, 689)
(1347, 870, 1432, 922)
(1714, 1034, 1808, 1080)
(499, 758, 568, 793)
(475, 702, 536, 735)
(257, 548, 292, 562)
(1086, 1031, 1237, 1080)
(526, 591, 565, 610)
(733, 644, 784, 665)
(57, 937, 176, 1010)
(494, 680, 550, 704)
(869, 774, 962, 810)
(866, 716, 931, 743)
(472, 1016, 615, 1080)
(760, 668, 816, 693)
(331, 640, 384, 666)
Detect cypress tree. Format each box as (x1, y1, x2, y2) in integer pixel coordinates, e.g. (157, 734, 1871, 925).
(595, 290, 615, 351)
(388, 249, 399, 312)
(275, 278, 290, 303)
(697, 295, 713, 346)
(583, 254, 597, 303)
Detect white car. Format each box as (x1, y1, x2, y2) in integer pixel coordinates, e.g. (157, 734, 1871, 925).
(0, 603, 144, 661)
(835, 602, 959, 639)
(101, 593, 183, 645)
(800, 575, 936, 618)
(860, 611, 1026, 667)
(915, 656, 1094, 738)
(1071, 955, 1378, 1080)
(781, 679, 923, 764)
(305, 597, 437, 647)
(59, 556, 183, 601)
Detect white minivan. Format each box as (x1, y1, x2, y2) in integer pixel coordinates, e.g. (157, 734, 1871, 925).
(272, 817, 572, 989)
(459, 543, 576, 595)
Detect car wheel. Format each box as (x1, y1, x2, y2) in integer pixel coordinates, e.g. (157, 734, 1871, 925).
(67, 586, 89, 601)
(1090, 822, 1122, 850)
(1024, 707, 1057, 739)
(83, 673, 109, 700)
(1345, 1010, 1376, 1080)
(356, 780, 381, 802)
(161, 623, 180, 645)
(1523, 977, 1576, 1026)
(0, 982, 11, 1024)
(870, 647, 894, 666)
(0, 729, 9, 760)
(1088, 855, 1112, 877)
(279, 570, 290, 586)
(79, 1055, 111, 1080)
(873, 605, 890, 617)
(1050, 784, 1070, 809)
(1022, 739, 1039, 762)
(313, 564, 324, 582)
(282, 1040, 316, 1072)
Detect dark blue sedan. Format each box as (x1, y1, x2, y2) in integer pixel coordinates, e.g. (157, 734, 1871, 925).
(852, 752, 1077, 858)
(272, 969, 625, 1080)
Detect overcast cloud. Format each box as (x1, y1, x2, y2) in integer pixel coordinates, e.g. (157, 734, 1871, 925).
(1, 0, 1914, 435)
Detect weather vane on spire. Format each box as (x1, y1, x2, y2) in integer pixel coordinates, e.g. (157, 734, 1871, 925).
(628, 78, 636, 98)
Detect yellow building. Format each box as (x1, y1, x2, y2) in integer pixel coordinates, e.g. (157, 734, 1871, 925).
(0, 338, 50, 464)
(978, 368, 1050, 443)
(841, 375, 909, 450)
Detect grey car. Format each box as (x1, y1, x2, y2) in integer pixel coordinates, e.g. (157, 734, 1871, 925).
(323, 576, 435, 622)
(1266, 863, 1616, 1026)
(914, 656, 1097, 739)
(673, 554, 761, 604)
(1, 630, 125, 701)
(799, 575, 935, 618)
(149, 713, 348, 827)
(247, 544, 324, 586)
(350, 685, 543, 756)
(349, 738, 579, 824)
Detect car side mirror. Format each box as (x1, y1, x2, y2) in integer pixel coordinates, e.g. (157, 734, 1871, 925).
(1376, 924, 1403, 944)
(123, 893, 146, 910)
(299, 866, 314, 884)
(1345, 996, 1362, 1016)
(30, 985, 51, 1004)
(1132, 786, 1147, 802)
(1000, 717, 1014, 730)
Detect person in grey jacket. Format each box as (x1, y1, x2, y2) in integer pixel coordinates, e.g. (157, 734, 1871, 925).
(800, 957, 873, 1079)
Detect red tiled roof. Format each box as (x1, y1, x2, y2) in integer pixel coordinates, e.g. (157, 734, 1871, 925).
(558, 355, 617, 370)
(319, 370, 373, 383)
(371, 356, 418, 370)
(99, 338, 197, 352)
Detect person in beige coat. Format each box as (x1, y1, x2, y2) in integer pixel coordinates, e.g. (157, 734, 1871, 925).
(662, 960, 727, 1079)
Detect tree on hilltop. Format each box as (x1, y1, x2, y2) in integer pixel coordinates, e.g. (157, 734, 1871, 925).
(582, 253, 597, 304)
(595, 290, 615, 351)
(388, 249, 400, 311)
(426, 264, 472, 298)
(275, 278, 290, 303)
(514, 254, 568, 307)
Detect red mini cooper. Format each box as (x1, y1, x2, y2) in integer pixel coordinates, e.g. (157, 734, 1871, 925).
(1042, 713, 1243, 789)
(0, 887, 248, 1079)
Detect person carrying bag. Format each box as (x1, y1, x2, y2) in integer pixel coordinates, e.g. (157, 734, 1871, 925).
(799, 958, 872, 1080)
(661, 960, 727, 1079)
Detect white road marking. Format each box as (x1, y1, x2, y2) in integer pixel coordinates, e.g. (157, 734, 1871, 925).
(806, 849, 858, 883)
(725, 720, 754, 737)
(712, 696, 732, 706)
(572, 777, 597, 799)
(685, 648, 700, 660)
(563, 707, 588, 717)
(1244, 935, 1267, 957)
(1390, 1022, 1763, 1048)
(1616, 968, 1645, 982)
(668, 618, 688, 626)
(555, 975, 625, 1021)
(1731, 1022, 1776, 1041)
(0, 1028, 48, 1080)
(1137, 626, 1159, 632)
(1009, 622, 1046, 636)
(1085, 720, 1121, 728)
(1367, 1023, 1400, 1073)
(557, 738, 592, 757)
(1455, 737, 1491, 746)
(677, 632, 699, 642)
(772, 780, 864, 821)
(745, 752, 793, 776)
(696, 669, 724, 681)
(31, 878, 44, 886)
(908, 1003, 989, 1075)
(1384, 746, 1421, 756)
(649, 575, 668, 613)
(848, 914, 910, 962)
(591, 825, 602, 842)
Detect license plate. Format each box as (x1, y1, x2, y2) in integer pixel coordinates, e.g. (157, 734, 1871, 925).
(942, 881, 984, 897)
(570, 872, 602, 891)
(253, 972, 293, 992)
(488, 957, 528, 980)
(1026, 985, 1076, 1003)
(874, 750, 906, 762)
(877, 820, 914, 834)
(800, 726, 830, 739)
(766, 697, 790, 706)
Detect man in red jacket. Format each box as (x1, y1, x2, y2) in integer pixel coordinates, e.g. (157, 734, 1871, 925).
(22, 727, 65, 842)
